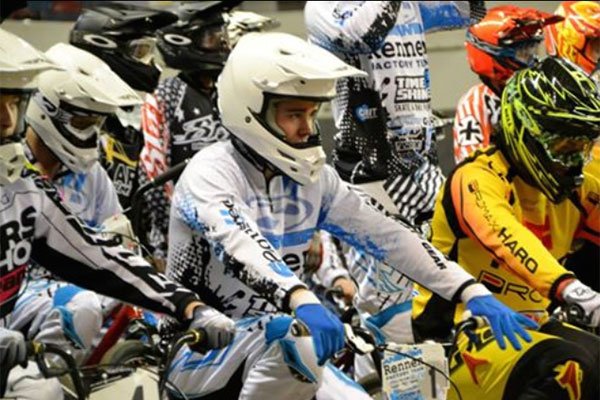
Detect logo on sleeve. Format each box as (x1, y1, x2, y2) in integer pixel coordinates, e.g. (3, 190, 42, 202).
(0, 206, 36, 271)
(554, 360, 583, 400)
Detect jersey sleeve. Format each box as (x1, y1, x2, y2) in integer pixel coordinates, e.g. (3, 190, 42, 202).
(418, 1, 477, 33)
(453, 87, 490, 163)
(304, 1, 401, 54)
(139, 90, 171, 259)
(575, 172, 600, 246)
(31, 176, 198, 321)
(172, 164, 308, 312)
(140, 92, 168, 181)
(449, 164, 574, 298)
(314, 230, 351, 288)
(93, 163, 123, 224)
(317, 166, 478, 301)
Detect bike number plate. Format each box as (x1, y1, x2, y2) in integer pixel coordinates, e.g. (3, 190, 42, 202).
(381, 342, 448, 400)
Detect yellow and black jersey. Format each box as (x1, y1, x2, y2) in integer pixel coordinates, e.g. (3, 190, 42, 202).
(585, 143, 600, 182)
(413, 147, 600, 340)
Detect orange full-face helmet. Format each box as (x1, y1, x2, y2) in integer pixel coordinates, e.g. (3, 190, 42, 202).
(545, 1, 600, 75)
(466, 5, 563, 91)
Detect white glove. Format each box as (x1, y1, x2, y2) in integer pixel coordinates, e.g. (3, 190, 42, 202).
(561, 280, 600, 327)
(0, 328, 27, 371)
(188, 305, 236, 351)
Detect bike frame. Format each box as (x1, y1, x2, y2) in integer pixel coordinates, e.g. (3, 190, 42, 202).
(84, 304, 144, 366)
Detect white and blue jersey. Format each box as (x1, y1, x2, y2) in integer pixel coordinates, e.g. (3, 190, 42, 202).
(167, 139, 480, 320)
(10, 145, 124, 358)
(164, 138, 488, 399)
(305, 1, 484, 223)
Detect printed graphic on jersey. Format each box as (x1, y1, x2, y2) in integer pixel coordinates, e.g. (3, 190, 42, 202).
(477, 271, 545, 304)
(554, 360, 583, 400)
(176, 114, 229, 150)
(456, 116, 483, 146)
(462, 352, 489, 385)
(0, 206, 35, 274)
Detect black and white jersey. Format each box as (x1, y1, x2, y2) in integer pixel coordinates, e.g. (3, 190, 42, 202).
(305, 1, 483, 222)
(139, 75, 229, 258)
(0, 170, 198, 324)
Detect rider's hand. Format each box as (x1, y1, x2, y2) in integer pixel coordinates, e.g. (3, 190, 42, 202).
(560, 279, 600, 327)
(465, 295, 537, 350)
(295, 303, 345, 366)
(332, 277, 356, 305)
(188, 305, 235, 351)
(0, 328, 27, 371)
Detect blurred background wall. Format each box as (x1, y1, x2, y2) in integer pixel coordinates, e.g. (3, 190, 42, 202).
(2, 1, 563, 174)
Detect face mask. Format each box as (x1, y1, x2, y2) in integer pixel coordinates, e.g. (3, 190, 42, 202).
(0, 142, 27, 185)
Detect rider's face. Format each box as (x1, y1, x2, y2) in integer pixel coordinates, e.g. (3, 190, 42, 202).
(274, 99, 320, 145)
(0, 94, 20, 140)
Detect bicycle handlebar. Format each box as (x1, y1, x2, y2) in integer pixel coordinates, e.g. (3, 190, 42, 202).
(14, 328, 206, 400)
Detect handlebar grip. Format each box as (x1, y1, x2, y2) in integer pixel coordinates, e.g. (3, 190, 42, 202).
(184, 328, 206, 347)
(461, 316, 488, 331)
(26, 341, 44, 357)
(149, 159, 189, 188)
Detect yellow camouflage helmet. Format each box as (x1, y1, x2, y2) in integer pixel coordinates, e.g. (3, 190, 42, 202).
(498, 56, 600, 202)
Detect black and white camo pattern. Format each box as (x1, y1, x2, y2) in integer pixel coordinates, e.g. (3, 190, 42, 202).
(139, 75, 229, 258)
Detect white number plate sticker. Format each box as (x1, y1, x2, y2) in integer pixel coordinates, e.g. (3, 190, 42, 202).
(381, 342, 449, 400)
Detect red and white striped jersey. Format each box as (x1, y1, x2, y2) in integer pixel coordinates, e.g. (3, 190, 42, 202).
(453, 83, 501, 163)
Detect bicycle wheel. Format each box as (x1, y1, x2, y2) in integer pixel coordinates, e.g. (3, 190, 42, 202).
(358, 373, 384, 399)
(99, 340, 154, 367)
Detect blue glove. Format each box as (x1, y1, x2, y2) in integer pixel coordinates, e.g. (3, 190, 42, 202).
(466, 295, 538, 350)
(295, 304, 344, 365)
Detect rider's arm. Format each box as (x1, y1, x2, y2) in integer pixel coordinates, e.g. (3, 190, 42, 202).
(304, 1, 401, 54)
(139, 89, 170, 258)
(140, 91, 168, 182)
(573, 171, 600, 246)
(91, 162, 124, 224)
(31, 175, 200, 322)
(453, 85, 493, 164)
(449, 161, 575, 298)
(313, 231, 351, 288)
(418, 1, 485, 33)
(172, 160, 309, 312)
(317, 165, 488, 302)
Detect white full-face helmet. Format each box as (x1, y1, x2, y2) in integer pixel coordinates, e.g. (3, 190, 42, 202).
(217, 32, 365, 185)
(0, 28, 56, 185)
(26, 44, 142, 173)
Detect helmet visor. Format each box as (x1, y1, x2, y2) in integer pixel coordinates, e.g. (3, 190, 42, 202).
(539, 132, 595, 167)
(126, 37, 157, 65)
(195, 22, 230, 53)
(48, 98, 107, 149)
(513, 40, 543, 66)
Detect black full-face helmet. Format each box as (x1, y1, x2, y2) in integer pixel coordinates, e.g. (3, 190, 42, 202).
(156, 1, 242, 76)
(70, 2, 178, 93)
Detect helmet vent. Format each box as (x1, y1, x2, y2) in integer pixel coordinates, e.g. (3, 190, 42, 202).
(277, 149, 295, 161)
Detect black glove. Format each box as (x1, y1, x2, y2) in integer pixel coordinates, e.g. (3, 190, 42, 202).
(0, 328, 27, 371)
(188, 305, 235, 351)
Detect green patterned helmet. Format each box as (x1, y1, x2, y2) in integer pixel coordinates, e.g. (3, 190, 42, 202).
(498, 56, 600, 203)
